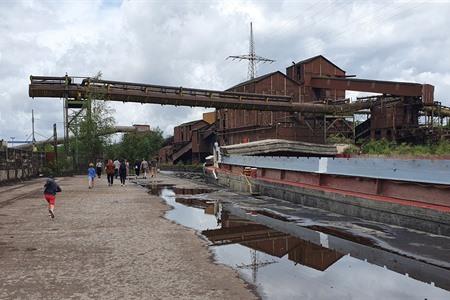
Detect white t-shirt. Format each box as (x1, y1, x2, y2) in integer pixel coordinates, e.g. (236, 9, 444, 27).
(113, 160, 120, 169)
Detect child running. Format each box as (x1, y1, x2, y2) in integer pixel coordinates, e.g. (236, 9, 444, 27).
(43, 177, 61, 219)
(88, 163, 96, 189)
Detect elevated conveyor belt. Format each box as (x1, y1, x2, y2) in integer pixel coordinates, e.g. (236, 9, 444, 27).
(14, 125, 145, 150)
(29, 75, 399, 114)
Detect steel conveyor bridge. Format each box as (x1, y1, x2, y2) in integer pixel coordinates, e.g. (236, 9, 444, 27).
(13, 125, 147, 150)
(28, 75, 392, 115)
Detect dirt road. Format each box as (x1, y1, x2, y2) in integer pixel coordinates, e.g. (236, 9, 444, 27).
(0, 176, 256, 299)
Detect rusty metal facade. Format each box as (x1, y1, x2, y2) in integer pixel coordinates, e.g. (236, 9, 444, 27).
(29, 55, 444, 148)
(218, 55, 434, 145)
(168, 119, 216, 164)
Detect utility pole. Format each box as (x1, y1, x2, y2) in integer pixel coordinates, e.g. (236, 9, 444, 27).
(32, 109, 36, 150)
(9, 137, 15, 149)
(63, 73, 69, 155)
(227, 22, 275, 79)
(53, 123, 58, 173)
(236, 249, 276, 284)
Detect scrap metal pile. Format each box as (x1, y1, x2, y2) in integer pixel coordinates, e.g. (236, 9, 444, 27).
(220, 139, 337, 157)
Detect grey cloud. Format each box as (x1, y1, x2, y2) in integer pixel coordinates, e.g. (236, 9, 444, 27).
(1, 0, 450, 142)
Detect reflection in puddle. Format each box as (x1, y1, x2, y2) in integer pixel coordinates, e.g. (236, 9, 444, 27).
(203, 214, 343, 271)
(173, 187, 216, 195)
(147, 184, 216, 196)
(162, 188, 220, 230)
(306, 225, 375, 246)
(146, 184, 175, 195)
(158, 187, 450, 300)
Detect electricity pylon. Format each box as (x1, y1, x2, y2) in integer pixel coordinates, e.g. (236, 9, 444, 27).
(227, 22, 275, 79)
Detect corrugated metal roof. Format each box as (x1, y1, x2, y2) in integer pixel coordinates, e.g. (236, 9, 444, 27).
(227, 71, 300, 91)
(292, 55, 346, 73)
(176, 119, 206, 128)
(226, 71, 279, 91)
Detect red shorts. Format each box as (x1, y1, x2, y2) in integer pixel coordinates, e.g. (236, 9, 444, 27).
(44, 194, 56, 205)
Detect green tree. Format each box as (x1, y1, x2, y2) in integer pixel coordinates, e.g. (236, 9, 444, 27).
(77, 100, 115, 163)
(106, 128, 164, 162)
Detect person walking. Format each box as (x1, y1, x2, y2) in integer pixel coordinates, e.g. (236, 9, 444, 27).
(125, 159, 130, 177)
(141, 158, 149, 179)
(119, 160, 127, 186)
(134, 160, 141, 177)
(113, 159, 120, 179)
(96, 160, 103, 178)
(106, 159, 115, 186)
(150, 158, 157, 178)
(43, 177, 61, 219)
(88, 163, 96, 189)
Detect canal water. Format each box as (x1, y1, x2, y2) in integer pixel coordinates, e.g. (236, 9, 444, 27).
(158, 187, 450, 300)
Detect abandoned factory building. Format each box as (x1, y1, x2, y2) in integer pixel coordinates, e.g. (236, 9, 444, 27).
(160, 55, 432, 164)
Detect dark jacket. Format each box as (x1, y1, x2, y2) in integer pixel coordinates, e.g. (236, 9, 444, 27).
(44, 178, 61, 195)
(119, 162, 127, 176)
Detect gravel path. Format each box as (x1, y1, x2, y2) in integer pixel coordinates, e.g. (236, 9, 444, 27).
(0, 175, 256, 299)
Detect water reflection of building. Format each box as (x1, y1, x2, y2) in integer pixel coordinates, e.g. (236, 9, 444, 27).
(173, 195, 450, 292)
(203, 213, 343, 272)
(175, 197, 216, 214)
(175, 197, 222, 224)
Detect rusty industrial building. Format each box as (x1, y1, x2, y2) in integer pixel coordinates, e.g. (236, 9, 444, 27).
(28, 55, 448, 165)
(217, 55, 434, 145)
(156, 55, 442, 164)
(159, 112, 216, 164)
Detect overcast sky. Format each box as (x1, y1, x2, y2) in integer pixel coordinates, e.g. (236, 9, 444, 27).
(1, 0, 450, 143)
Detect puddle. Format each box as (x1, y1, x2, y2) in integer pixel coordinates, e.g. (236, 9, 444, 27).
(173, 187, 216, 195)
(306, 225, 375, 246)
(161, 188, 220, 230)
(146, 184, 175, 195)
(146, 184, 215, 196)
(157, 187, 450, 300)
(251, 210, 290, 222)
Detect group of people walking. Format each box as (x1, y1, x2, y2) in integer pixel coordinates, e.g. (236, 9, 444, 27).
(44, 158, 158, 219)
(88, 158, 158, 188)
(132, 159, 157, 179)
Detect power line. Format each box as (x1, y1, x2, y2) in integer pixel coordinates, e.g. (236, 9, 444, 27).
(264, 0, 324, 37)
(227, 22, 275, 79)
(301, 1, 424, 53)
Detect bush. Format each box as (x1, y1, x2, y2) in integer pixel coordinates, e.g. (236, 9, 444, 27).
(434, 140, 450, 155)
(359, 139, 450, 156)
(343, 144, 360, 154)
(361, 139, 394, 155)
(327, 134, 354, 145)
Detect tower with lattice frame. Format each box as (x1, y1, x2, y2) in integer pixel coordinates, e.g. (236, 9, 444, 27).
(227, 22, 275, 79)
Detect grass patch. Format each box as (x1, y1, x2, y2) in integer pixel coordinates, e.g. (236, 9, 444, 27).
(360, 139, 450, 156)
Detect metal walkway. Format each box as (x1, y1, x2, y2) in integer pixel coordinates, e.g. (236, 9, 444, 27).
(29, 75, 393, 114)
